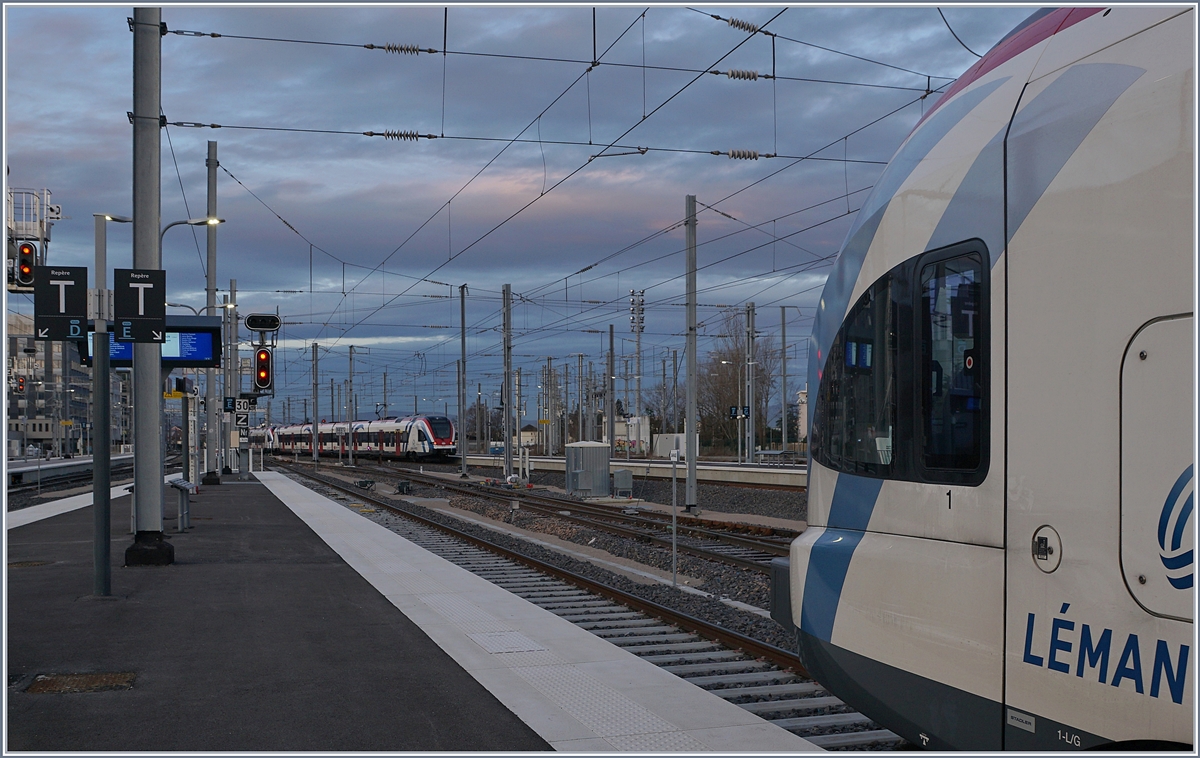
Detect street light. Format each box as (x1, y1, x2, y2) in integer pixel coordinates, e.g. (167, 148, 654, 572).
(91, 211, 133, 597)
(160, 216, 224, 244)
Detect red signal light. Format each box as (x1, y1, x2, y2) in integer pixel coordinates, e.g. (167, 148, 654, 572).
(16, 242, 35, 286)
(253, 348, 273, 390)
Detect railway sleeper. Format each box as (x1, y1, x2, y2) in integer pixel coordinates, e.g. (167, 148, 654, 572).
(636, 650, 746, 666)
(709, 681, 824, 700)
(805, 729, 902, 749)
(660, 659, 773, 676)
(737, 695, 845, 715)
(684, 670, 801, 687)
(590, 625, 679, 639)
(609, 633, 698, 646)
(572, 617, 668, 631)
(532, 599, 613, 610)
(620, 640, 726, 655)
(555, 610, 644, 623)
(769, 711, 875, 731)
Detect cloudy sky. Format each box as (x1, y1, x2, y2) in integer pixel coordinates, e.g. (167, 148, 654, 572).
(5, 3, 1034, 424)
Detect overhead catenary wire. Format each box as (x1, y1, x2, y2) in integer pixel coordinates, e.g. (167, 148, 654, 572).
(163, 119, 889, 164)
(161, 119, 207, 278)
(153, 8, 978, 407)
(938, 8, 983, 58)
(163, 24, 941, 93)
(323, 7, 788, 349)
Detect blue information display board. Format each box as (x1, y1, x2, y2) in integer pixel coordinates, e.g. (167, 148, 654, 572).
(79, 316, 222, 368)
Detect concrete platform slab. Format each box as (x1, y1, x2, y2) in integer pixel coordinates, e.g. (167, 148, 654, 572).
(5, 478, 551, 752)
(256, 470, 819, 752)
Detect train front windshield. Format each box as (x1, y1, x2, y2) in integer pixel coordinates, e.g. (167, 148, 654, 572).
(428, 417, 453, 440)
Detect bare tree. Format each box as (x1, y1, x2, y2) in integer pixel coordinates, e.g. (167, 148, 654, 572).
(696, 310, 778, 454)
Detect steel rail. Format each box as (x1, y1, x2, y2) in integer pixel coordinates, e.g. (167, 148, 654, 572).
(477, 481, 799, 548)
(276, 461, 807, 674)
(342, 462, 780, 572)
(366, 461, 798, 549)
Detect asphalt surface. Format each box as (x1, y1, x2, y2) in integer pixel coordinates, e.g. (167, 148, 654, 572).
(5, 478, 552, 752)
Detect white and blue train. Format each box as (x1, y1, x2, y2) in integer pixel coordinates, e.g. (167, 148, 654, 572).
(774, 7, 1194, 750)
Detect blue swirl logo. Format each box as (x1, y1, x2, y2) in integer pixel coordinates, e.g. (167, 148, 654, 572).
(1158, 464, 1194, 590)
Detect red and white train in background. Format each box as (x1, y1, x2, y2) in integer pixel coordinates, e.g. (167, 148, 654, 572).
(262, 415, 456, 460)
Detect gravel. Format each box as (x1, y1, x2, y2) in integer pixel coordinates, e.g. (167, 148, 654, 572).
(410, 460, 808, 522)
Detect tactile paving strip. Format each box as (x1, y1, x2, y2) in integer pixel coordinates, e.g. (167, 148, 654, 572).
(510, 664, 708, 750)
(419, 593, 504, 625)
(468, 631, 548, 654)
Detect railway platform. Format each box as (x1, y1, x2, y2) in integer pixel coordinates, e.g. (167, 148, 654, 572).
(6, 470, 820, 752)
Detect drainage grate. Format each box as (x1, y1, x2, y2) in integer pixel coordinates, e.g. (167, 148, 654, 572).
(26, 672, 136, 694)
(8, 561, 52, 568)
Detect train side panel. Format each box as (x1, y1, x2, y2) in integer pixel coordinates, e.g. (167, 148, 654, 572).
(1003, 9, 1194, 748)
(792, 6, 1194, 751)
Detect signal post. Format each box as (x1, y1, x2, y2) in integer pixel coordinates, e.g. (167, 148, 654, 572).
(245, 313, 278, 478)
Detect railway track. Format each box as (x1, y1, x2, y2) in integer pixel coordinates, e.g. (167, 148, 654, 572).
(6, 454, 182, 499)
(311, 459, 795, 574)
(275, 461, 901, 750)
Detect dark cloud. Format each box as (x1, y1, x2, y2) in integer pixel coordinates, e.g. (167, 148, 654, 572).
(5, 4, 1032, 417)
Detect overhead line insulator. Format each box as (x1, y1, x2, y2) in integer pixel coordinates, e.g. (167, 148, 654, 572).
(726, 69, 759, 81)
(364, 130, 437, 141)
(726, 17, 760, 34)
(728, 149, 761, 160)
(365, 43, 436, 55)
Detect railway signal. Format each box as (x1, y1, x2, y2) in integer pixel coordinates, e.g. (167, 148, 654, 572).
(17, 377, 25, 392)
(16, 242, 36, 286)
(254, 347, 273, 390)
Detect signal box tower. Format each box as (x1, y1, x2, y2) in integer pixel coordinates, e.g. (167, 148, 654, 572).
(7, 187, 61, 292)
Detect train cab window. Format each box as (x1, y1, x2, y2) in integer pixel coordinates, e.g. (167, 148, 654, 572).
(919, 251, 985, 476)
(814, 240, 988, 485)
(429, 417, 452, 440)
(813, 275, 898, 475)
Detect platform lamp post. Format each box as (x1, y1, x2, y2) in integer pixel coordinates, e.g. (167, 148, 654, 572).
(158, 218, 223, 485)
(126, 216, 224, 567)
(92, 212, 132, 596)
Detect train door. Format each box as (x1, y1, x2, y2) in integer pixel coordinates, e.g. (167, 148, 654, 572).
(1003, 11, 1194, 749)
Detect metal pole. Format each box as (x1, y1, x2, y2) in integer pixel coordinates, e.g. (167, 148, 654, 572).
(127, 6, 170, 564)
(502, 283, 513, 479)
(577, 353, 583, 445)
(312, 342, 319, 462)
(348, 345, 356, 466)
(672, 349, 678, 435)
(476, 383, 482, 455)
(671, 445, 678, 587)
(780, 306, 787, 453)
(607, 325, 615, 458)
(460, 284, 468, 477)
(685, 194, 697, 512)
(92, 215, 112, 594)
(203, 141, 219, 484)
(233, 279, 248, 479)
(747, 302, 756, 463)
(635, 290, 643, 421)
